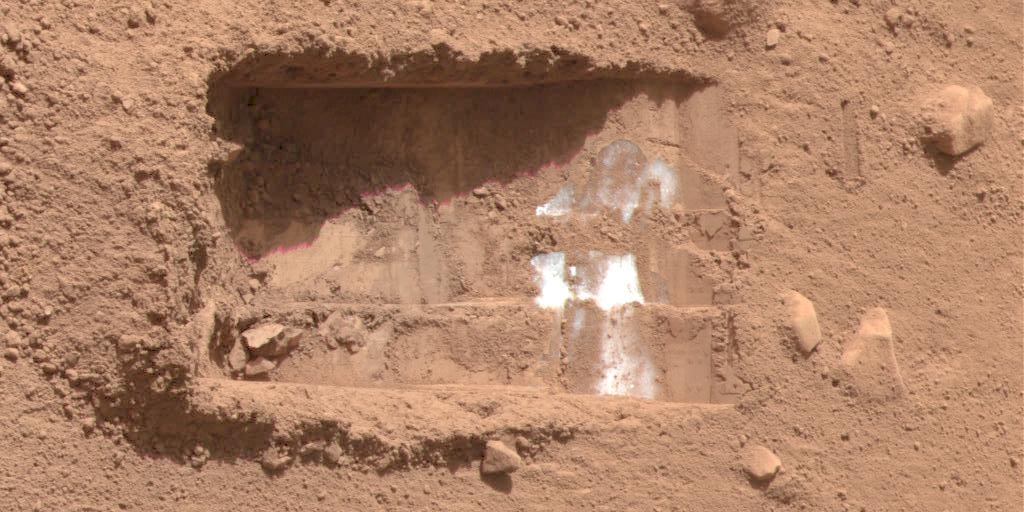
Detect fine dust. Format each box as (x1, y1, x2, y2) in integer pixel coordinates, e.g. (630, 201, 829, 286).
(0, 1, 1021, 511)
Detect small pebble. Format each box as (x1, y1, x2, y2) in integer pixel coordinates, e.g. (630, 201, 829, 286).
(2, 347, 18, 361)
(765, 28, 781, 48)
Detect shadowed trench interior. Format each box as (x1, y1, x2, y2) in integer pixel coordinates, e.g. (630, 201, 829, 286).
(202, 53, 745, 403)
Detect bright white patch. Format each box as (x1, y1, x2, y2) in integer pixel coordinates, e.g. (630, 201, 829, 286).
(576, 253, 644, 311)
(535, 185, 574, 217)
(528, 140, 676, 400)
(530, 252, 572, 309)
(642, 159, 678, 207)
(596, 306, 657, 399)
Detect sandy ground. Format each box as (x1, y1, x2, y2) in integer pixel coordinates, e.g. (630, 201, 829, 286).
(0, 1, 1021, 511)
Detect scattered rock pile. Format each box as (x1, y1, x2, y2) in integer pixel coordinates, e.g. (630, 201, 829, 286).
(227, 322, 304, 377)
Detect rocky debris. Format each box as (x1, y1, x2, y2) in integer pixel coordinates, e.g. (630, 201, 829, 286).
(884, 7, 901, 29)
(323, 443, 343, 466)
(4, 330, 25, 348)
(260, 450, 292, 472)
(241, 323, 302, 358)
(765, 27, 781, 48)
(190, 445, 210, 469)
(226, 339, 248, 372)
(256, 328, 302, 358)
(319, 312, 367, 353)
(840, 308, 907, 401)
(244, 356, 276, 377)
(241, 323, 285, 350)
(884, 7, 916, 31)
(781, 290, 822, 353)
(919, 85, 993, 156)
(742, 445, 781, 482)
(9, 81, 28, 96)
(481, 440, 522, 475)
(686, 0, 757, 38)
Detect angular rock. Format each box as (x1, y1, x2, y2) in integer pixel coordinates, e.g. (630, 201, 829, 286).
(765, 28, 780, 48)
(241, 323, 285, 350)
(782, 290, 822, 353)
(840, 308, 906, 401)
(742, 445, 781, 482)
(481, 440, 521, 475)
(260, 450, 292, 472)
(919, 84, 993, 156)
(244, 356, 276, 377)
(254, 327, 303, 358)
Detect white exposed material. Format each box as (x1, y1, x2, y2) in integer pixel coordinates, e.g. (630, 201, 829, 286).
(642, 159, 678, 208)
(535, 185, 574, 217)
(530, 252, 572, 310)
(530, 252, 643, 312)
(529, 140, 678, 400)
(575, 253, 645, 311)
(595, 306, 657, 399)
(529, 251, 655, 399)
(541, 141, 680, 223)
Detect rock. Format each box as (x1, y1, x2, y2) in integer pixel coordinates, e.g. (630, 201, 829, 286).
(742, 445, 781, 482)
(884, 7, 902, 29)
(260, 450, 292, 472)
(3, 347, 18, 361)
(226, 339, 248, 372)
(840, 308, 906, 401)
(781, 290, 822, 353)
(4, 330, 25, 348)
(2, 24, 20, 43)
(318, 312, 367, 353)
(919, 84, 993, 156)
(244, 356, 276, 377)
(765, 28, 781, 48)
(254, 327, 302, 358)
(323, 443, 343, 466)
(686, 0, 758, 38)
(240, 322, 301, 358)
(9, 82, 28, 96)
(241, 323, 284, 350)
(481, 440, 521, 474)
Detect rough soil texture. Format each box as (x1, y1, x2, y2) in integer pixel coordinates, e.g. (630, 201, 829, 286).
(0, 1, 1022, 511)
